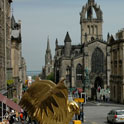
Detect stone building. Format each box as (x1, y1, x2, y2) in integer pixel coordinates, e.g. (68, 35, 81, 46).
(11, 15, 25, 100)
(21, 57, 27, 88)
(0, 0, 12, 95)
(54, 0, 109, 98)
(109, 29, 124, 103)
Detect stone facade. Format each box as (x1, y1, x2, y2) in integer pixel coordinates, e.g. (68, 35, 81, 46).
(21, 57, 27, 88)
(109, 29, 124, 103)
(0, 0, 12, 95)
(54, 0, 109, 98)
(11, 16, 25, 100)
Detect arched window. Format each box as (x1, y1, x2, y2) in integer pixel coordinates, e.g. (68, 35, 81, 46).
(91, 25, 94, 34)
(76, 64, 83, 82)
(91, 48, 104, 73)
(66, 66, 71, 83)
(87, 25, 90, 34)
(95, 25, 98, 35)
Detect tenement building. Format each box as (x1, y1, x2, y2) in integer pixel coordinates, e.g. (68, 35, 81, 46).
(11, 15, 25, 101)
(0, 0, 13, 95)
(109, 29, 124, 103)
(54, 0, 109, 98)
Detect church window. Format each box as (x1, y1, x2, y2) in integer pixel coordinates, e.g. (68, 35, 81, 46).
(95, 25, 98, 35)
(76, 64, 83, 81)
(91, 25, 94, 34)
(87, 25, 90, 34)
(66, 66, 71, 83)
(91, 47, 104, 73)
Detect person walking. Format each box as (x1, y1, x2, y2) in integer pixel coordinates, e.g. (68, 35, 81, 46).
(20, 112, 24, 124)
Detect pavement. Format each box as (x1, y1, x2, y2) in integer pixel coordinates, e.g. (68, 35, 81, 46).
(87, 100, 124, 107)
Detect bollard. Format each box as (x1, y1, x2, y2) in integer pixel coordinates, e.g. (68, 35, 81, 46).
(73, 120, 82, 124)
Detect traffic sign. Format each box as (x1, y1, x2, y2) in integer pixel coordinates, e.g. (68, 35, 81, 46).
(81, 92, 86, 104)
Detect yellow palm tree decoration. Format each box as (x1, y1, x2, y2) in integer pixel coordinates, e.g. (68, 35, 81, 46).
(19, 78, 80, 124)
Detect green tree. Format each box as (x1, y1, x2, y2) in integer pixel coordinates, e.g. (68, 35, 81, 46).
(46, 72, 54, 82)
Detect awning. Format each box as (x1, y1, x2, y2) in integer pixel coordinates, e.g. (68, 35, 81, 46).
(0, 93, 22, 112)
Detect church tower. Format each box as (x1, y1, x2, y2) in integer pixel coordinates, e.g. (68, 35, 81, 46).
(45, 37, 52, 66)
(64, 32, 72, 57)
(80, 0, 103, 44)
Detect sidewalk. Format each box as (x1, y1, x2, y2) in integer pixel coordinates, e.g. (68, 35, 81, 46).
(89, 100, 124, 107)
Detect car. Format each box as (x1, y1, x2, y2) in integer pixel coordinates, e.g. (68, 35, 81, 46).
(107, 109, 124, 123)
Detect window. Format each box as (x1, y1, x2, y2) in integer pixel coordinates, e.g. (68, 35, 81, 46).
(114, 86, 116, 98)
(66, 66, 71, 83)
(95, 25, 98, 35)
(87, 25, 90, 34)
(91, 47, 104, 73)
(76, 64, 83, 81)
(91, 26, 94, 34)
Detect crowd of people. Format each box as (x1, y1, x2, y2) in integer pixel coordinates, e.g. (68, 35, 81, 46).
(2, 110, 28, 124)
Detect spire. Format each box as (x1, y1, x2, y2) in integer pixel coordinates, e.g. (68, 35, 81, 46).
(56, 38, 58, 46)
(11, 14, 16, 29)
(107, 33, 110, 41)
(47, 36, 50, 52)
(64, 32, 71, 42)
(45, 36, 52, 65)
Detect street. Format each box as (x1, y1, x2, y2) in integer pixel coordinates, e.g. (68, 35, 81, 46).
(13, 101, 124, 124)
(83, 102, 124, 124)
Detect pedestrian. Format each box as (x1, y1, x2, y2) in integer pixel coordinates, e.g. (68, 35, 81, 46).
(20, 112, 24, 124)
(80, 104, 84, 122)
(15, 111, 19, 122)
(9, 114, 15, 124)
(103, 95, 105, 102)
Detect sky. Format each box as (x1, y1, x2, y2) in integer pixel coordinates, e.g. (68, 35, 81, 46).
(12, 0, 124, 71)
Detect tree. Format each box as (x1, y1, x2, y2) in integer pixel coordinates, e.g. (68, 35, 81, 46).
(46, 72, 54, 82)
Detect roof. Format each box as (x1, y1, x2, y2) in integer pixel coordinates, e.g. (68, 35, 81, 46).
(64, 32, 71, 42)
(0, 93, 22, 112)
(87, 39, 107, 45)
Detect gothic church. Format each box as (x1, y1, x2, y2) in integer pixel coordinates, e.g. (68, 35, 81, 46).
(44, 0, 110, 98)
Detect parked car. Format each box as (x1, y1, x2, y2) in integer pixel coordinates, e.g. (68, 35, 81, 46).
(107, 109, 124, 123)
